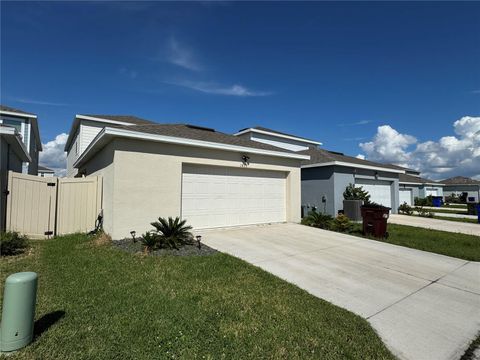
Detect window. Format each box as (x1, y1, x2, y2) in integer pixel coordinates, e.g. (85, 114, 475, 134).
(1, 118, 22, 135)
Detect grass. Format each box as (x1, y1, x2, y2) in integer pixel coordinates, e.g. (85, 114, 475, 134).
(443, 204, 468, 209)
(0, 234, 395, 360)
(350, 223, 480, 261)
(432, 216, 478, 224)
(424, 208, 468, 214)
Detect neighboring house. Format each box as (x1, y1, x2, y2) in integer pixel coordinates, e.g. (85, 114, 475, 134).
(398, 173, 444, 205)
(71, 120, 308, 239)
(38, 165, 55, 177)
(299, 148, 403, 216)
(64, 114, 156, 177)
(0, 105, 42, 175)
(234, 126, 403, 216)
(442, 176, 480, 203)
(0, 125, 32, 231)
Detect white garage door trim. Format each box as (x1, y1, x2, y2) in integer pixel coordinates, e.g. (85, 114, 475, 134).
(356, 179, 392, 209)
(399, 189, 412, 206)
(181, 164, 287, 229)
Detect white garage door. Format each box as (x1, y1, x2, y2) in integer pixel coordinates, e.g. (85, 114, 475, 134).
(399, 189, 412, 205)
(181, 164, 287, 229)
(356, 179, 392, 208)
(425, 188, 438, 197)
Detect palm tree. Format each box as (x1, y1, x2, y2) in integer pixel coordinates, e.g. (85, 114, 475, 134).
(150, 217, 193, 249)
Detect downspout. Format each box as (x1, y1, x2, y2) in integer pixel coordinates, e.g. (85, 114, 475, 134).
(2, 143, 11, 231)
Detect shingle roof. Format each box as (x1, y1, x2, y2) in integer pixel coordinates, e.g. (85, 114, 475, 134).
(0, 105, 36, 116)
(80, 114, 155, 125)
(238, 126, 320, 143)
(114, 124, 298, 153)
(299, 147, 401, 171)
(441, 176, 480, 185)
(399, 173, 440, 185)
(38, 165, 54, 172)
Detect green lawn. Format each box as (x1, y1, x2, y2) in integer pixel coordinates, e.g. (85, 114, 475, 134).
(442, 204, 468, 209)
(425, 208, 468, 214)
(0, 234, 394, 360)
(351, 223, 480, 261)
(432, 216, 478, 224)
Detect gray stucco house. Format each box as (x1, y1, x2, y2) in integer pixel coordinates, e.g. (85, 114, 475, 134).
(442, 176, 480, 203)
(299, 148, 403, 217)
(398, 173, 444, 205)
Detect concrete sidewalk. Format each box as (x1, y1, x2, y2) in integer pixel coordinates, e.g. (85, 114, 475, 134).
(389, 214, 480, 236)
(199, 223, 480, 360)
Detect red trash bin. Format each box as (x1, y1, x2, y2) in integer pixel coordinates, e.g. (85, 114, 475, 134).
(361, 205, 391, 238)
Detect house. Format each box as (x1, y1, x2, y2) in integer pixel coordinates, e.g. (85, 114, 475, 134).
(398, 173, 444, 205)
(383, 164, 444, 205)
(70, 120, 308, 239)
(0, 105, 42, 175)
(442, 176, 480, 203)
(234, 127, 403, 216)
(64, 114, 156, 177)
(38, 165, 55, 177)
(299, 148, 403, 216)
(0, 125, 32, 231)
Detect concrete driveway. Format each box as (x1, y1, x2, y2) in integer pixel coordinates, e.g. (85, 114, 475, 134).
(199, 223, 480, 360)
(389, 214, 480, 236)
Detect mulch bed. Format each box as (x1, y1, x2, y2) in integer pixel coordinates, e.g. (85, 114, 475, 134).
(112, 238, 218, 257)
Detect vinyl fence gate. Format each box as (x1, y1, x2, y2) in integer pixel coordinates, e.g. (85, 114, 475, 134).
(4, 171, 102, 238)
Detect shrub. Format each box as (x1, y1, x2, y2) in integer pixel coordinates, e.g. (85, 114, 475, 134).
(150, 216, 193, 250)
(444, 194, 464, 204)
(343, 183, 371, 203)
(331, 214, 353, 233)
(1, 232, 29, 256)
(141, 231, 158, 253)
(302, 210, 333, 230)
(415, 207, 434, 218)
(398, 202, 413, 215)
(415, 196, 433, 207)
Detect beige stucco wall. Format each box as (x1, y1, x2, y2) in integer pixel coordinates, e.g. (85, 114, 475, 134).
(81, 141, 115, 235)
(81, 138, 302, 239)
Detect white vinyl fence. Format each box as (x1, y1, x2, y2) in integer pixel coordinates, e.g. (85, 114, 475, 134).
(5, 171, 102, 238)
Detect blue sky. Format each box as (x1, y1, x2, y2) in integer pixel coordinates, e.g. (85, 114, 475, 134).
(1, 1, 479, 178)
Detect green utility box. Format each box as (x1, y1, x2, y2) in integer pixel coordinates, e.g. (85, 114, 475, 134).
(0, 272, 38, 352)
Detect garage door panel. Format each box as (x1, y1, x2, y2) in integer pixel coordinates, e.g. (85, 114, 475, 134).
(356, 179, 392, 209)
(399, 189, 412, 206)
(182, 164, 287, 229)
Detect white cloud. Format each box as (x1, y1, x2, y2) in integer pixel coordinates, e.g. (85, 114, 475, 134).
(39, 133, 68, 177)
(359, 125, 417, 163)
(166, 80, 273, 97)
(358, 117, 480, 180)
(356, 154, 365, 160)
(338, 120, 373, 127)
(166, 37, 201, 71)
